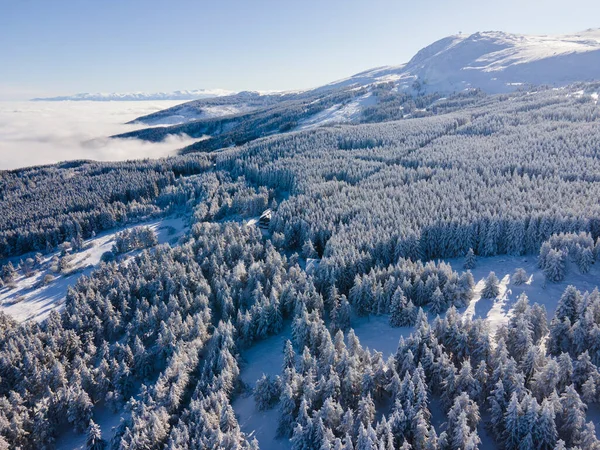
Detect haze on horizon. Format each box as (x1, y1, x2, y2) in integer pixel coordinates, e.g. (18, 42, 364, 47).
(1, 0, 600, 101)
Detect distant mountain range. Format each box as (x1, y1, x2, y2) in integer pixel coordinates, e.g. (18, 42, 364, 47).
(31, 89, 236, 102)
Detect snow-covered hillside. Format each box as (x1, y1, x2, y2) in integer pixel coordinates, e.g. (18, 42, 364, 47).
(138, 103, 259, 126)
(326, 29, 600, 94)
(31, 88, 235, 102)
(0, 216, 187, 322)
(121, 29, 600, 146)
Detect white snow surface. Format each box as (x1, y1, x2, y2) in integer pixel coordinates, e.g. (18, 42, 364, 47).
(0, 216, 188, 322)
(233, 323, 294, 450)
(297, 92, 377, 130)
(325, 29, 600, 94)
(140, 104, 258, 126)
(448, 254, 600, 331)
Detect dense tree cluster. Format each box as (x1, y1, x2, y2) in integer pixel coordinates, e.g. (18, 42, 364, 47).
(346, 258, 474, 319)
(260, 286, 600, 450)
(2, 83, 600, 449)
(539, 232, 598, 281)
(219, 84, 600, 293)
(111, 226, 159, 255)
(0, 155, 212, 259)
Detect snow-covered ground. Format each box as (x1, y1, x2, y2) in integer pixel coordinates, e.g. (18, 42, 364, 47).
(297, 92, 377, 130)
(447, 254, 600, 330)
(0, 216, 188, 322)
(55, 404, 123, 450)
(233, 323, 293, 450)
(139, 104, 258, 126)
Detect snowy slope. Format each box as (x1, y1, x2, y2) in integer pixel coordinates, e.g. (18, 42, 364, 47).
(138, 104, 259, 126)
(325, 29, 600, 94)
(124, 29, 600, 140)
(296, 92, 377, 130)
(232, 255, 600, 450)
(31, 89, 235, 102)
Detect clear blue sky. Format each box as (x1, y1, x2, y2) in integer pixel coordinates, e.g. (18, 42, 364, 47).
(1, 0, 599, 99)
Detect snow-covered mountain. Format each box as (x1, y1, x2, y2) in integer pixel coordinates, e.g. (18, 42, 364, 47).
(34, 29, 600, 104)
(119, 28, 600, 148)
(31, 88, 235, 102)
(326, 29, 600, 93)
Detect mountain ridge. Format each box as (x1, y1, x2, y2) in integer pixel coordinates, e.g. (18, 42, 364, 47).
(325, 28, 600, 93)
(31, 88, 237, 102)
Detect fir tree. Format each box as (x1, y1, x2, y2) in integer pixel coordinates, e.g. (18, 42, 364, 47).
(512, 268, 528, 285)
(481, 272, 500, 299)
(86, 420, 106, 450)
(464, 248, 476, 270)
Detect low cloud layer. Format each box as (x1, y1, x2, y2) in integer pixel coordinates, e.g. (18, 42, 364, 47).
(0, 101, 199, 170)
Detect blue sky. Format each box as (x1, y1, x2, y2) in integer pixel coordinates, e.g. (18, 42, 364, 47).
(1, 0, 599, 99)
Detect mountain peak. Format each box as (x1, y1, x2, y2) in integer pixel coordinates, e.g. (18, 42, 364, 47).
(327, 29, 600, 94)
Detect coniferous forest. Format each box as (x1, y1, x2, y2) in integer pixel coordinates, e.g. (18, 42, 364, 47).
(2, 82, 600, 450)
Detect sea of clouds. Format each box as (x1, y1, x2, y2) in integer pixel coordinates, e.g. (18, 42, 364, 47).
(0, 101, 199, 170)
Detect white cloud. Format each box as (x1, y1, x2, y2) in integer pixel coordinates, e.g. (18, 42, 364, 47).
(0, 100, 201, 170)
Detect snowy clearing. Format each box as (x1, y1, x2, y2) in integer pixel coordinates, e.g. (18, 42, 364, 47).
(0, 216, 188, 322)
(446, 254, 600, 330)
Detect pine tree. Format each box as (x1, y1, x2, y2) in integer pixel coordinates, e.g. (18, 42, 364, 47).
(429, 287, 446, 315)
(1, 261, 16, 284)
(512, 268, 528, 285)
(332, 295, 351, 332)
(357, 394, 375, 428)
(581, 376, 597, 404)
(303, 239, 318, 259)
(283, 339, 296, 371)
(536, 399, 558, 450)
(464, 248, 476, 270)
(278, 384, 297, 438)
(503, 392, 521, 450)
(580, 422, 600, 450)
(86, 420, 106, 450)
(356, 424, 372, 450)
(254, 374, 280, 410)
(555, 285, 582, 323)
(390, 287, 406, 327)
(481, 272, 500, 299)
(543, 248, 567, 282)
(488, 380, 507, 440)
(559, 385, 586, 446)
(578, 247, 594, 274)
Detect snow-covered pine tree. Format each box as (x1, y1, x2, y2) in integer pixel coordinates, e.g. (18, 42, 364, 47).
(86, 420, 106, 450)
(543, 248, 567, 282)
(481, 272, 500, 299)
(389, 287, 406, 327)
(512, 268, 528, 285)
(429, 287, 446, 315)
(463, 248, 476, 270)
